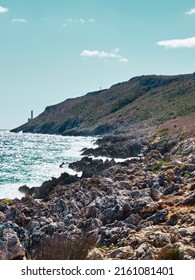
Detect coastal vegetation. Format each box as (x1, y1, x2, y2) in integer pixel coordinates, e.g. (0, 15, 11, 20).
(11, 73, 195, 136)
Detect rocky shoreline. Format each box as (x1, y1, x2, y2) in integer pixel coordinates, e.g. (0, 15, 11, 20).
(0, 127, 195, 260)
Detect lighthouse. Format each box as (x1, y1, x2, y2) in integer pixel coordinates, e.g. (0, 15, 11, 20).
(28, 110, 34, 122)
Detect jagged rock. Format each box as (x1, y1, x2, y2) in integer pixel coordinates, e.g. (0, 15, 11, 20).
(86, 248, 105, 260)
(146, 209, 169, 224)
(18, 185, 37, 196)
(98, 226, 132, 246)
(33, 172, 78, 199)
(151, 187, 162, 201)
(82, 136, 144, 158)
(69, 157, 115, 178)
(108, 246, 134, 259)
(172, 138, 195, 156)
(167, 213, 179, 226)
(0, 223, 27, 260)
(163, 183, 180, 195)
(146, 150, 162, 160)
(146, 231, 170, 247)
(78, 218, 103, 231)
(124, 213, 142, 226)
(0, 211, 5, 222)
(149, 140, 175, 155)
(133, 242, 155, 260)
(135, 199, 159, 218)
(1, 129, 195, 260)
(180, 192, 195, 206)
(178, 227, 195, 245)
(98, 228, 119, 246)
(5, 206, 31, 227)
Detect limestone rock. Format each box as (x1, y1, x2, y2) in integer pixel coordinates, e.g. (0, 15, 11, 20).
(0, 223, 26, 260)
(108, 246, 134, 259)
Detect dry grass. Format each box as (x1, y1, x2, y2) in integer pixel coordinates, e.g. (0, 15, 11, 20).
(27, 233, 96, 260)
(156, 247, 181, 260)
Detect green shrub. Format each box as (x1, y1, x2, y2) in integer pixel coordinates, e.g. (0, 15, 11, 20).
(152, 160, 169, 171)
(110, 97, 138, 113)
(154, 128, 170, 140)
(1, 198, 12, 204)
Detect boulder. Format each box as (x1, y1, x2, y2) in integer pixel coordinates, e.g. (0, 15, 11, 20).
(133, 242, 155, 260)
(33, 172, 78, 199)
(108, 246, 134, 259)
(146, 209, 169, 224)
(0, 222, 27, 260)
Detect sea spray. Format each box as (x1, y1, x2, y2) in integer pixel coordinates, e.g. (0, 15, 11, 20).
(0, 130, 96, 199)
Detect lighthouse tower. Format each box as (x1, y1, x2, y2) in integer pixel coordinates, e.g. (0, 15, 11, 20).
(28, 110, 34, 122)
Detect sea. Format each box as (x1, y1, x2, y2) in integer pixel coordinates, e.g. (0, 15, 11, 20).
(0, 130, 96, 199)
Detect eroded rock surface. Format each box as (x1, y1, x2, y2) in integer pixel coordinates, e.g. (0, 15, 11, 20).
(0, 129, 195, 260)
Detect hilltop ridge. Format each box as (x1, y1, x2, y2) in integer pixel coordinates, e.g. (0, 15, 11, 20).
(11, 73, 195, 135)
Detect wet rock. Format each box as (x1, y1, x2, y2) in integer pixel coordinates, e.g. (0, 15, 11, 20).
(69, 157, 115, 178)
(33, 172, 78, 199)
(18, 185, 37, 196)
(82, 135, 144, 158)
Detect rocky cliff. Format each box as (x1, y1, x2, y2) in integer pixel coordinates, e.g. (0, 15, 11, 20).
(1, 125, 195, 260)
(11, 73, 195, 135)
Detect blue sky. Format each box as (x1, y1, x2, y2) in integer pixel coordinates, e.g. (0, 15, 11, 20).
(0, 0, 195, 129)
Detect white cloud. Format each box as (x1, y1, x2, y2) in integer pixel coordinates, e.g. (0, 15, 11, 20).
(12, 18, 27, 23)
(0, 6, 8, 13)
(80, 48, 128, 62)
(64, 18, 95, 27)
(119, 57, 129, 63)
(185, 8, 195, 15)
(157, 37, 195, 48)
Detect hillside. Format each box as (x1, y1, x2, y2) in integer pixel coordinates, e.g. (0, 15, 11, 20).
(11, 73, 195, 135)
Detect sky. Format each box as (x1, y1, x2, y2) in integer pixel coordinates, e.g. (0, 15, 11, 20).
(0, 0, 195, 129)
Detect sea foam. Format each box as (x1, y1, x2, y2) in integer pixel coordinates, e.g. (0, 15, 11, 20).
(0, 131, 96, 199)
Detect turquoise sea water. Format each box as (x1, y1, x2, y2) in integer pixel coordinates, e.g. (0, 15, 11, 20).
(0, 130, 96, 199)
